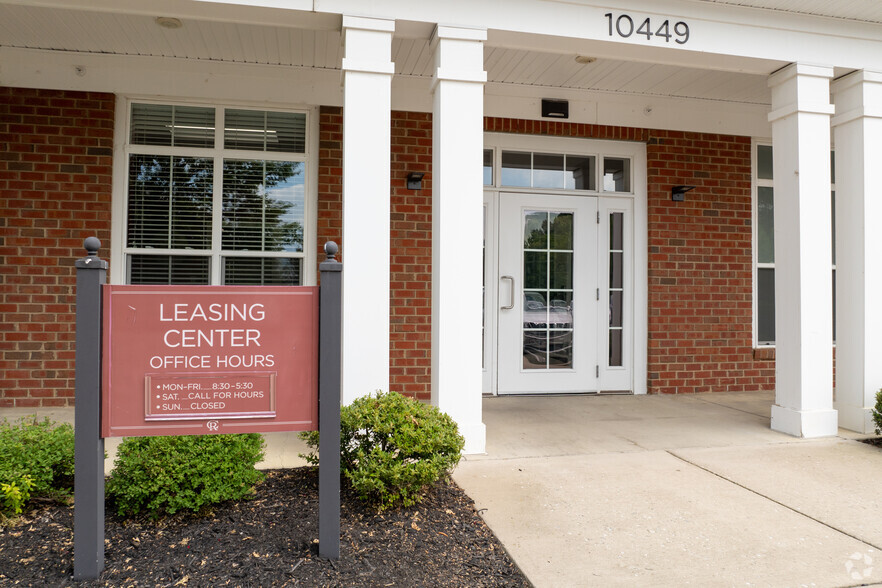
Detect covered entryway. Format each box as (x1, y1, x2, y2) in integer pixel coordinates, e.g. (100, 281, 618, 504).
(482, 136, 646, 396)
(3, 0, 882, 457)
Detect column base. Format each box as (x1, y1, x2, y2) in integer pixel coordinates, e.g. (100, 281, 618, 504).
(459, 421, 487, 455)
(834, 402, 876, 435)
(771, 404, 838, 438)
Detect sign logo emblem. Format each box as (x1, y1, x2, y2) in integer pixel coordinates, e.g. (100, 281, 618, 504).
(206, 420, 219, 431)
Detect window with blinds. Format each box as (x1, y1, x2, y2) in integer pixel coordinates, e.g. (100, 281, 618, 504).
(124, 102, 308, 286)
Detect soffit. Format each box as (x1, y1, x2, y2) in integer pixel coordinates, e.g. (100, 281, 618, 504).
(0, 3, 770, 105)
(692, 0, 882, 24)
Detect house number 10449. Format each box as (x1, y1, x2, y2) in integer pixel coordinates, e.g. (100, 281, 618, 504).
(604, 13, 690, 44)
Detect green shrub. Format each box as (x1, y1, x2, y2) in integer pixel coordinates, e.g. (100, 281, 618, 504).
(105, 433, 265, 518)
(301, 390, 464, 510)
(0, 416, 75, 513)
(873, 390, 882, 435)
(2, 476, 33, 516)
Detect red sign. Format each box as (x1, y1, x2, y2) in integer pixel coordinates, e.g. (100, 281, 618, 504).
(101, 285, 318, 438)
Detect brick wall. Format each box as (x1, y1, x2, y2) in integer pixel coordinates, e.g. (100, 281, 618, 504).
(389, 112, 433, 401)
(645, 131, 774, 393)
(317, 106, 343, 261)
(316, 112, 774, 398)
(0, 97, 774, 407)
(316, 108, 434, 400)
(0, 88, 114, 408)
(485, 117, 774, 394)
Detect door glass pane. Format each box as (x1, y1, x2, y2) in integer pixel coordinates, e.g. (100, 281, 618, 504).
(548, 292, 573, 327)
(523, 331, 547, 369)
(608, 212, 625, 367)
(524, 253, 547, 289)
(548, 330, 573, 369)
(609, 291, 623, 327)
(609, 330, 622, 367)
(603, 158, 631, 192)
(610, 252, 623, 289)
(533, 153, 564, 189)
(566, 155, 595, 191)
(549, 212, 573, 249)
(523, 292, 547, 327)
(501, 151, 531, 187)
(549, 252, 573, 289)
(757, 186, 775, 264)
(610, 212, 623, 250)
(524, 211, 548, 249)
(523, 209, 575, 370)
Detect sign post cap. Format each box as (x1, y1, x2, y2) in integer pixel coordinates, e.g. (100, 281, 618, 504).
(84, 237, 101, 256)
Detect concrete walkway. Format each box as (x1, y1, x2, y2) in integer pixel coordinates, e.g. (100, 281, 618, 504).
(452, 391, 882, 588)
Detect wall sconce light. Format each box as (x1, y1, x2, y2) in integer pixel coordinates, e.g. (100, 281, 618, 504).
(407, 172, 425, 190)
(541, 99, 569, 119)
(671, 185, 696, 202)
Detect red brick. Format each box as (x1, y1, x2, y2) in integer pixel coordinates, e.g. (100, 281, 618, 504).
(4, 97, 785, 403)
(0, 87, 113, 407)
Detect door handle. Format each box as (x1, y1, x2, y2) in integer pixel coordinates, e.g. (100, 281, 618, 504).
(501, 275, 515, 310)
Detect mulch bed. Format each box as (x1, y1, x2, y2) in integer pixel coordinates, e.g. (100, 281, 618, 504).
(0, 468, 531, 587)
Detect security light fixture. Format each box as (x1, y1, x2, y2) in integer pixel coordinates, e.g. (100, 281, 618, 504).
(541, 99, 569, 119)
(407, 172, 425, 190)
(671, 185, 696, 202)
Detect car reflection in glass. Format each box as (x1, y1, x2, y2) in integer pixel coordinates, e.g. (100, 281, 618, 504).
(522, 292, 574, 369)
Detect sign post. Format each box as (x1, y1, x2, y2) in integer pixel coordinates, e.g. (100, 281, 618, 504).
(73, 237, 106, 580)
(318, 242, 342, 559)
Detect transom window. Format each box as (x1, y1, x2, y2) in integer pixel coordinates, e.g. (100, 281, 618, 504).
(124, 102, 308, 285)
(487, 149, 632, 193)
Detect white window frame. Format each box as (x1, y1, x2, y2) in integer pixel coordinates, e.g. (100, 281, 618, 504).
(110, 96, 319, 286)
(752, 138, 775, 348)
(752, 139, 836, 347)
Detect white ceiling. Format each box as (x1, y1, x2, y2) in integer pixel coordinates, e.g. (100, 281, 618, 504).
(0, 3, 776, 105)
(694, 0, 882, 24)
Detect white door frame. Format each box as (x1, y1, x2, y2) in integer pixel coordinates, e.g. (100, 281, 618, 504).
(482, 133, 647, 395)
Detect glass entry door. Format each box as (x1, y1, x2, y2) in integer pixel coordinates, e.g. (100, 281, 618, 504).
(497, 193, 598, 394)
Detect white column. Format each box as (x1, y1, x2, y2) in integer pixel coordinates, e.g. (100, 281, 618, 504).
(832, 70, 882, 433)
(341, 16, 394, 404)
(768, 63, 838, 437)
(431, 25, 487, 454)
